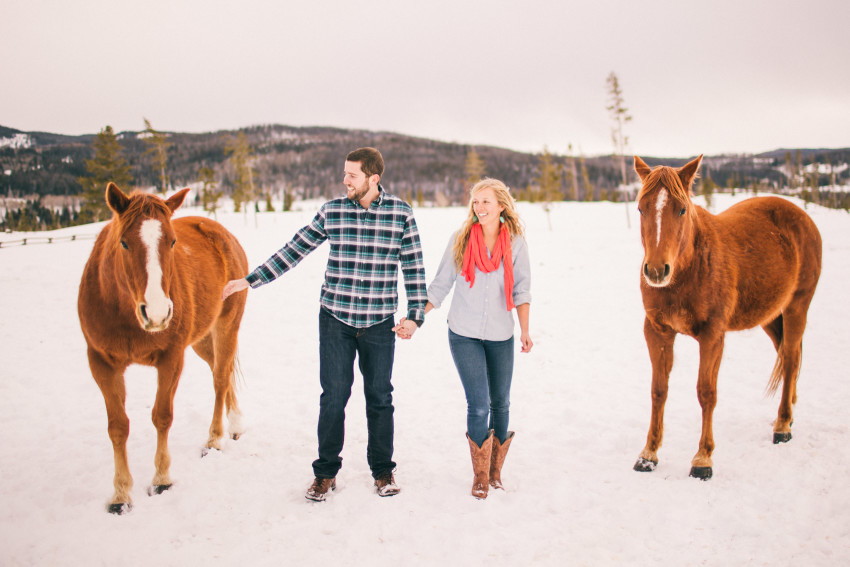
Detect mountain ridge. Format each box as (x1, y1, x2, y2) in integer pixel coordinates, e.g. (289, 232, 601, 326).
(2, 123, 848, 202)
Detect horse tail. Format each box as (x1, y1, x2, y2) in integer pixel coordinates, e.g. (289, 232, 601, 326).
(765, 354, 784, 397)
(765, 346, 802, 398)
(231, 348, 246, 392)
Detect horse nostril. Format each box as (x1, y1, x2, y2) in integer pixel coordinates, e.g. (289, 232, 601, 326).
(664, 264, 670, 277)
(140, 304, 148, 322)
(644, 264, 650, 277)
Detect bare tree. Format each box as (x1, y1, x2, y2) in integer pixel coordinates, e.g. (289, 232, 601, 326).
(606, 72, 632, 227)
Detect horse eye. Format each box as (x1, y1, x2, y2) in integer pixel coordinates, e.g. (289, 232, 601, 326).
(679, 208, 686, 216)
(120, 240, 128, 250)
(637, 207, 644, 217)
(171, 239, 176, 248)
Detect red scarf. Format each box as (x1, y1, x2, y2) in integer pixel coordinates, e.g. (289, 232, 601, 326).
(461, 222, 515, 311)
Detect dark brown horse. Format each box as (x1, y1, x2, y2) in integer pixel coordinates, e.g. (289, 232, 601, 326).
(632, 155, 821, 479)
(78, 183, 248, 513)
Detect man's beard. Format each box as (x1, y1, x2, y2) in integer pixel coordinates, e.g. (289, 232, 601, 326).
(347, 179, 371, 202)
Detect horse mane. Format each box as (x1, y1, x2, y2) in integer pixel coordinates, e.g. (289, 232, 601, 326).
(636, 166, 696, 204)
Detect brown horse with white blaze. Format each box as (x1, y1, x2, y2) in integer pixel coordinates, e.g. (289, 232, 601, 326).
(78, 183, 248, 513)
(632, 155, 821, 479)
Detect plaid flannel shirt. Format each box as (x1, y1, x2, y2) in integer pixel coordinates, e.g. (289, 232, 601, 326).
(246, 187, 428, 328)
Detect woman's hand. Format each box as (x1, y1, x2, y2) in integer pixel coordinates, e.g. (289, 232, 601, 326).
(520, 331, 533, 353)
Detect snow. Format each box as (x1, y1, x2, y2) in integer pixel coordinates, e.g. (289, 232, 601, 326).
(1, 193, 848, 566)
(0, 133, 32, 149)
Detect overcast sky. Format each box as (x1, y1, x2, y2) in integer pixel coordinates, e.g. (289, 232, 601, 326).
(3, 0, 849, 158)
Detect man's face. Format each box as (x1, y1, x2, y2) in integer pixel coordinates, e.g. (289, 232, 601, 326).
(343, 161, 374, 202)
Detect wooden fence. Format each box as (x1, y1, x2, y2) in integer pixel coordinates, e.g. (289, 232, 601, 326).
(0, 233, 97, 248)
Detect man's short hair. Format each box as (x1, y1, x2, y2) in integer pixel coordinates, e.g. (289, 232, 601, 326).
(346, 147, 384, 178)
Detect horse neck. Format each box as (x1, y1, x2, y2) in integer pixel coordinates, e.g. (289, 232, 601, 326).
(680, 206, 713, 271)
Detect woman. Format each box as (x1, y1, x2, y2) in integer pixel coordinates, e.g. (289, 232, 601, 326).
(406, 178, 532, 499)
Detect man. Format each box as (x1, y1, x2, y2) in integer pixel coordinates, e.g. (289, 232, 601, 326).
(222, 147, 426, 501)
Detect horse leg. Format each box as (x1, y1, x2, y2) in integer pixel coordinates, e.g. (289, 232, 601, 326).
(635, 318, 676, 472)
(150, 349, 184, 493)
(772, 299, 811, 443)
(690, 332, 724, 480)
(192, 333, 224, 453)
(213, 325, 244, 448)
(87, 347, 133, 514)
(197, 326, 242, 453)
(217, 297, 246, 445)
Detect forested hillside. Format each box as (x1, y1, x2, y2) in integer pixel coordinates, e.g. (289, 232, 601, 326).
(1, 122, 848, 229)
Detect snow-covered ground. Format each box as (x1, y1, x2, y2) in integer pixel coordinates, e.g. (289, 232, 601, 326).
(1, 193, 848, 566)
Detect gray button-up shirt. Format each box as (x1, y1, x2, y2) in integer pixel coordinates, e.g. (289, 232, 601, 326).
(427, 231, 531, 341)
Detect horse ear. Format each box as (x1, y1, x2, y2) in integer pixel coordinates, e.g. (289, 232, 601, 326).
(678, 155, 703, 191)
(634, 156, 652, 181)
(105, 182, 130, 214)
(165, 188, 191, 213)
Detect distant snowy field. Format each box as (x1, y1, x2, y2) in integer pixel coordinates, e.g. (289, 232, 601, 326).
(1, 194, 848, 566)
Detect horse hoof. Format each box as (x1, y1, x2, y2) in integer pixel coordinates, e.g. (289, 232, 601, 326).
(773, 432, 792, 444)
(148, 484, 172, 496)
(107, 502, 132, 515)
(689, 466, 713, 480)
(231, 433, 240, 441)
(201, 446, 222, 458)
(633, 457, 658, 472)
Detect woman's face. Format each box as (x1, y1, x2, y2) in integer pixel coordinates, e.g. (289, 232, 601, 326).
(471, 187, 505, 228)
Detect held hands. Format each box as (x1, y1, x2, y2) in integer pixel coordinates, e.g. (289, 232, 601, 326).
(222, 278, 250, 301)
(392, 317, 419, 340)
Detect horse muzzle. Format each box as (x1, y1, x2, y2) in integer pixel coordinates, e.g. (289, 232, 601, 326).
(137, 300, 173, 332)
(643, 262, 672, 287)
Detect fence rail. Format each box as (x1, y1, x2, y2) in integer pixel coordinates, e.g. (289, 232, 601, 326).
(0, 233, 97, 248)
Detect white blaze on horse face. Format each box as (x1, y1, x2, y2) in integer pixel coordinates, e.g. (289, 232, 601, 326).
(140, 219, 173, 325)
(655, 188, 668, 246)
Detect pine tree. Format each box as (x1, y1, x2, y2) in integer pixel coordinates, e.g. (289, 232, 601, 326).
(198, 166, 222, 218)
(565, 144, 579, 201)
(283, 184, 294, 212)
(78, 126, 133, 223)
(700, 175, 717, 210)
(464, 148, 487, 190)
(143, 118, 171, 194)
(225, 132, 256, 213)
(536, 147, 564, 230)
(606, 71, 633, 227)
(784, 151, 794, 190)
(809, 163, 820, 204)
(580, 153, 594, 201)
(795, 150, 803, 192)
(536, 147, 564, 203)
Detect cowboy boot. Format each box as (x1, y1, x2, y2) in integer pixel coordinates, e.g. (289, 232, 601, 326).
(490, 431, 514, 490)
(467, 431, 494, 499)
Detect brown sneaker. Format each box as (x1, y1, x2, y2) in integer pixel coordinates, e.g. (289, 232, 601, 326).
(374, 472, 401, 497)
(305, 477, 336, 502)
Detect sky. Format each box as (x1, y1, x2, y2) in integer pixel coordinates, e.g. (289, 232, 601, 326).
(3, 0, 850, 158)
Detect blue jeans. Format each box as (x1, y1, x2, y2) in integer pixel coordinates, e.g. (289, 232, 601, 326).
(314, 309, 397, 479)
(448, 329, 514, 447)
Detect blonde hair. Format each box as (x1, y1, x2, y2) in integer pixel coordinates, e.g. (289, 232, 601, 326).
(452, 178, 524, 270)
